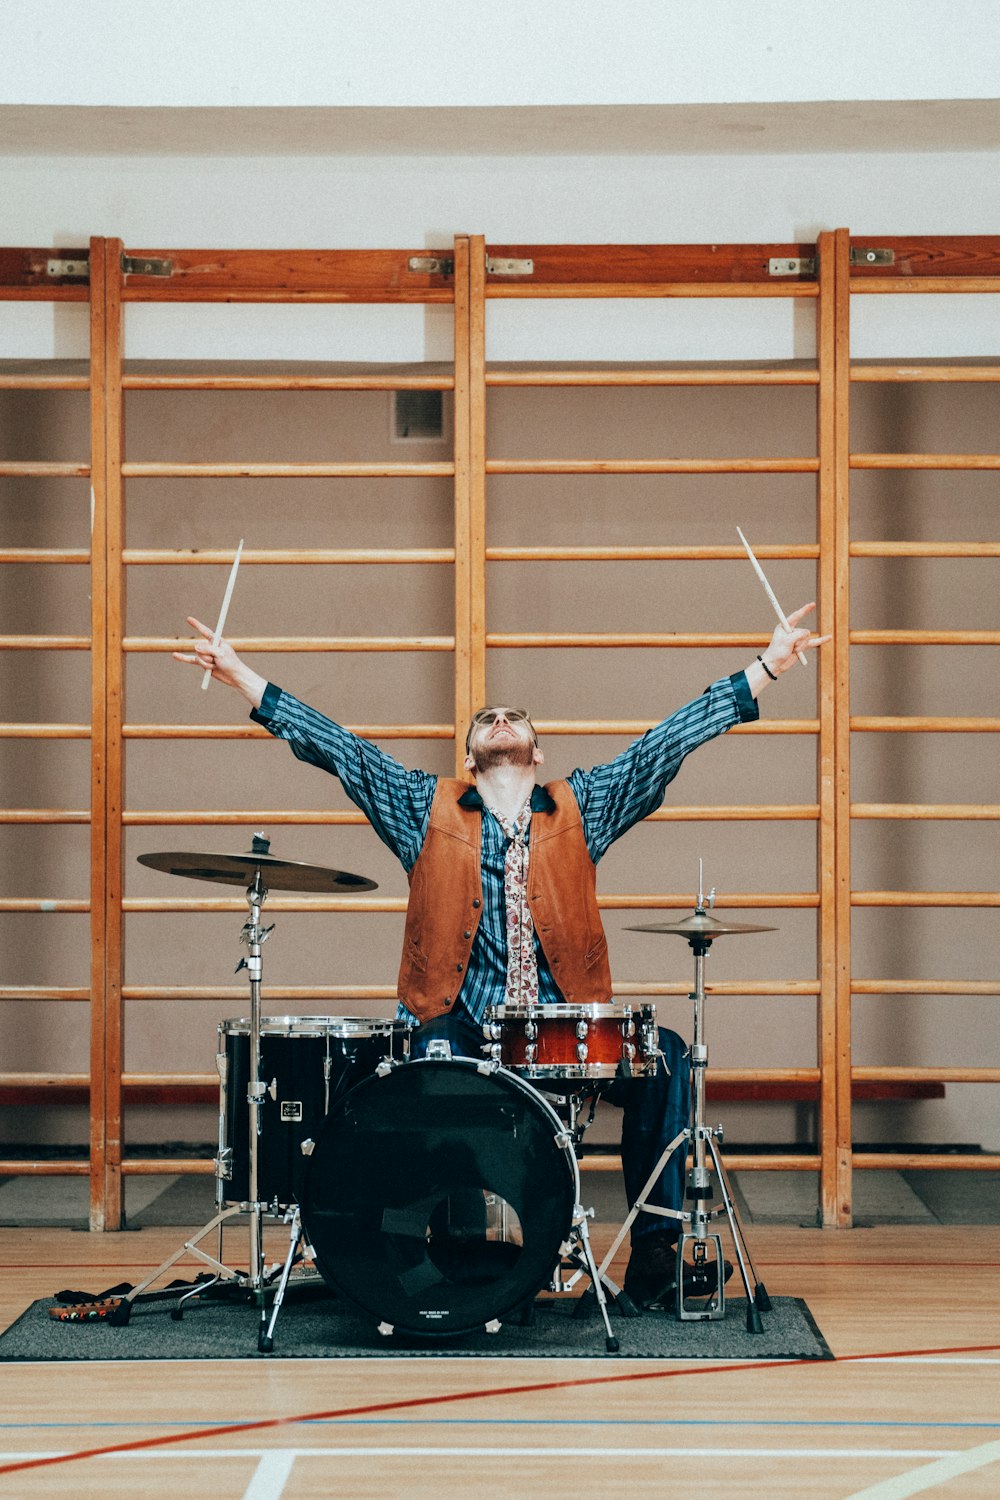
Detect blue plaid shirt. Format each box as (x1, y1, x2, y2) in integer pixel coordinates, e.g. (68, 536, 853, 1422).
(251, 674, 757, 1024)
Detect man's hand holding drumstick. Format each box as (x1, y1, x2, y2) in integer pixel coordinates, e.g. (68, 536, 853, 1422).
(173, 617, 268, 709)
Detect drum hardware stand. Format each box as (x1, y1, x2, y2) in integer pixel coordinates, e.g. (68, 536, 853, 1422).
(598, 871, 774, 1332)
(118, 840, 378, 1346)
(111, 857, 302, 1347)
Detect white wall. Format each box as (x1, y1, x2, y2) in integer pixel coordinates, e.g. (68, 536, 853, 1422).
(5, 2, 999, 109)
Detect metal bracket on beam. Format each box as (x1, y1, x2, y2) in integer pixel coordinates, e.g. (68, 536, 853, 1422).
(407, 256, 454, 275)
(120, 254, 174, 277)
(46, 257, 90, 281)
(850, 247, 895, 267)
(485, 257, 534, 276)
(767, 257, 817, 277)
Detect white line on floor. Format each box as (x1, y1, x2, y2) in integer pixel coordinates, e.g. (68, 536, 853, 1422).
(241, 1448, 297, 1500)
(844, 1437, 1000, 1499)
(0, 1446, 964, 1463)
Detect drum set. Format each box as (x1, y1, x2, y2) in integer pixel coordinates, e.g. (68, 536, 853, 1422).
(110, 840, 771, 1351)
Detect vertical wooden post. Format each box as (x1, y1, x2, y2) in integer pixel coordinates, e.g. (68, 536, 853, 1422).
(467, 236, 487, 717)
(831, 227, 855, 1226)
(452, 235, 472, 774)
(816, 230, 850, 1225)
(88, 239, 109, 1230)
(102, 238, 127, 1229)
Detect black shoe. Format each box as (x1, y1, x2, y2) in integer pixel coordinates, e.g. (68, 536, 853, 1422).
(624, 1233, 733, 1309)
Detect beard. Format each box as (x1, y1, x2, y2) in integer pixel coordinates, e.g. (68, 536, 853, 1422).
(470, 737, 536, 773)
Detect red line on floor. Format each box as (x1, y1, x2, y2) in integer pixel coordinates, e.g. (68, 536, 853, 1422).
(2, 1340, 1000, 1479)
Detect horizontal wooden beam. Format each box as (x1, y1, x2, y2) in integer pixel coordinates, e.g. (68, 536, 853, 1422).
(852, 803, 1000, 819)
(122, 370, 455, 391)
(488, 544, 820, 562)
(852, 453, 1000, 470)
(852, 716, 1000, 732)
(122, 548, 454, 565)
(852, 364, 1000, 382)
(486, 364, 820, 386)
(847, 236, 1000, 279)
(125, 636, 454, 653)
(851, 542, 1000, 558)
(482, 242, 822, 288)
(121, 462, 454, 478)
(851, 631, 1000, 646)
(851, 980, 1000, 995)
(852, 891, 1000, 908)
(118, 247, 457, 302)
(486, 458, 819, 475)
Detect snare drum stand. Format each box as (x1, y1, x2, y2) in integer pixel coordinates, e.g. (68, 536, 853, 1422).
(596, 897, 772, 1332)
(111, 866, 304, 1350)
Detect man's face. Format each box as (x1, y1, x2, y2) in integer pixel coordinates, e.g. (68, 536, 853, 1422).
(464, 706, 541, 774)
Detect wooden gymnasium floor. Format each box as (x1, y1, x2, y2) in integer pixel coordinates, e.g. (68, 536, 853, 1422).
(0, 1220, 998, 1497)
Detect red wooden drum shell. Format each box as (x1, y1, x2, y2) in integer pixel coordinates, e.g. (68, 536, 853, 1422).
(485, 1002, 658, 1081)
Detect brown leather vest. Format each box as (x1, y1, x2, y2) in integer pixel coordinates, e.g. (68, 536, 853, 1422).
(397, 777, 612, 1022)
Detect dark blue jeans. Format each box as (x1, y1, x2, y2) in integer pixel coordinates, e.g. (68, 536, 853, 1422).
(409, 1013, 691, 1246)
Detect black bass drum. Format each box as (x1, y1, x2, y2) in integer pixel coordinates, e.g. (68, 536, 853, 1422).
(302, 1058, 578, 1337)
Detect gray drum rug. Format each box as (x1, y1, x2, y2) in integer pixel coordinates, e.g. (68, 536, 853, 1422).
(0, 1291, 831, 1362)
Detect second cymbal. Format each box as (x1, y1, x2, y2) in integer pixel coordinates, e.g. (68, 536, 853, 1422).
(626, 910, 776, 940)
(138, 847, 377, 894)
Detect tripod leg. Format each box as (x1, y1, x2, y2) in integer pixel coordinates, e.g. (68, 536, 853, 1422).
(572, 1206, 619, 1353)
(705, 1133, 767, 1331)
(593, 1127, 688, 1285)
(109, 1205, 245, 1324)
(258, 1207, 303, 1353)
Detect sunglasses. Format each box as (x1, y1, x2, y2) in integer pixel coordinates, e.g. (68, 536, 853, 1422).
(466, 706, 536, 750)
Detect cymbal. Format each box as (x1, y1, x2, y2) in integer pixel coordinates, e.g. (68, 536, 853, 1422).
(137, 848, 378, 894)
(626, 909, 776, 940)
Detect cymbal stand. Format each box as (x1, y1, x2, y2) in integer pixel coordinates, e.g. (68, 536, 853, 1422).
(595, 908, 771, 1332)
(110, 865, 295, 1348)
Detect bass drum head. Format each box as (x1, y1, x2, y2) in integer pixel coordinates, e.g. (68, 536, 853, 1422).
(303, 1059, 576, 1338)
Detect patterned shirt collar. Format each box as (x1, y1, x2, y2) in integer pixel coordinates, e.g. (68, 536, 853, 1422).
(457, 782, 556, 814)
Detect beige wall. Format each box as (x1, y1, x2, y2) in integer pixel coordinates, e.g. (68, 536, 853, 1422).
(2, 365, 996, 1151)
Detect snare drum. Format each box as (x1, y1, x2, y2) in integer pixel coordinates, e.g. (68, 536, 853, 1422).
(303, 1057, 578, 1337)
(217, 1015, 409, 1207)
(485, 1002, 658, 1082)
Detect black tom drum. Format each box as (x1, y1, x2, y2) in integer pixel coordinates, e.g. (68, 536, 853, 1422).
(218, 1015, 409, 1207)
(302, 1058, 578, 1338)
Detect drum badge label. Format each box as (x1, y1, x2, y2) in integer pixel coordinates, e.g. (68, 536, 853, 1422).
(280, 1101, 304, 1121)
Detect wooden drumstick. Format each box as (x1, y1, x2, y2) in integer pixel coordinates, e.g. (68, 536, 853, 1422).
(736, 527, 808, 667)
(201, 539, 244, 689)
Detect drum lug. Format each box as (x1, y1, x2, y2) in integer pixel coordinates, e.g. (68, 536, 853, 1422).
(484, 1320, 502, 1334)
(376, 1058, 397, 1077)
(487, 1021, 502, 1041)
(524, 1043, 537, 1063)
(623, 1041, 636, 1061)
(299, 1138, 315, 1157)
(377, 1322, 394, 1337)
(425, 1039, 454, 1062)
(554, 1130, 573, 1151)
(268, 1077, 278, 1101)
(524, 1019, 538, 1041)
(576, 1042, 588, 1063)
(489, 1043, 503, 1062)
(575, 1020, 589, 1039)
(623, 1017, 636, 1037)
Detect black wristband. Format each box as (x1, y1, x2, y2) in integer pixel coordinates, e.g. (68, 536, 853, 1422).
(756, 654, 778, 682)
